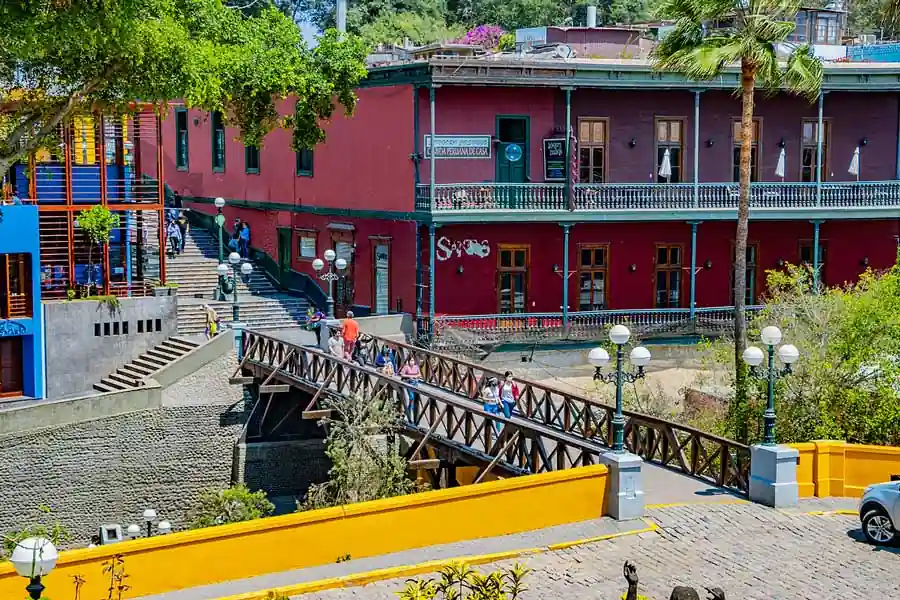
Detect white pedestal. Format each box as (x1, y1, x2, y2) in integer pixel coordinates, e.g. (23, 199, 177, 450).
(600, 450, 645, 520)
(749, 444, 799, 508)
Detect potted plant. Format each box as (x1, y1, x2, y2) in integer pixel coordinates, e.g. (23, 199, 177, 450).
(76, 205, 120, 294)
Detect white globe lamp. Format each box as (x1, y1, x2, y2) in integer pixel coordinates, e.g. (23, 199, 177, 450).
(630, 346, 651, 368)
(588, 347, 610, 368)
(608, 324, 631, 346)
(760, 325, 783, 347)
(742, 346, 765, 367)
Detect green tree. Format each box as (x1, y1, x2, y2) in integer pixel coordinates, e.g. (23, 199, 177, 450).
(77, 205, 120, 291)
(848, 0, 900, 37)
(468, 0, 569, 30)
(302, 391, 416, 509)
(1, 505, 70, 560)
(190, 484, 275, 528)
(0, 1, 368, 178)
(359, 11, 465, 47)
(651, 0, 823, 442)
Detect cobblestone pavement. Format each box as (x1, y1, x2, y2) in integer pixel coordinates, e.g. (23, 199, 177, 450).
(297, 500, 897, 600)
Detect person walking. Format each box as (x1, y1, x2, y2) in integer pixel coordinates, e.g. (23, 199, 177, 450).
(238, 221, 251, 258)
(328, 331, 344, 358)
(229, 218, 241, 251)
(166, 219, 181, 257)
(482, 377, 502, 435)
(399, 355, 421, 421)
(375, 346, 396, 376)
(204, 304, 219, 339)
(176, 211, 189, 254)
(341, 310, 359, 360)
(499, 371, 520, 419)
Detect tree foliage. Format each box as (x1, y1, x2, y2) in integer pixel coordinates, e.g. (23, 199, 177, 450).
(359, 12, 465, 48)
(848, 0, 900, 37)
(651, 0, 823, 442)
(302, 391, 416, 509)
(1, 505, 70, 560)
(703, 259, 900, 446)
(0, 1, 368, 178)
(190, 484, 275, 528)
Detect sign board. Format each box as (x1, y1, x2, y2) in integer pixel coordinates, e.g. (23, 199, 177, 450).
(543, 138, 566, 181)
(424, 135, 492, 159)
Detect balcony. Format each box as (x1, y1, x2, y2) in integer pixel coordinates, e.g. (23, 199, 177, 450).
(414, 181, 900, 221)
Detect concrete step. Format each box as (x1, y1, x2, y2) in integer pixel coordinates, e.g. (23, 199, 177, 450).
(162, 338, 197, 353)
(137, 353, 168, 368)
(119, 364, 151, 378)
(147, 347, 180, 362)
(93, 381, 122, 393)
(132, 358, 162, 372)
(108, 372, 141, 388)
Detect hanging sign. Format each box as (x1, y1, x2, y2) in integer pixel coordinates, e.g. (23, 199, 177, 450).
(424, 135, 492, 159)
(543, 138, 566, 181)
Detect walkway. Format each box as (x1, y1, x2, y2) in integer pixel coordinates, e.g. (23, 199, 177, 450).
(134, 499, 885, 600)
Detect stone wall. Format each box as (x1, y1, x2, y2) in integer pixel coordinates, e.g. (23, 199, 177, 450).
(234, 440, 331, 499)
(44, 296, 178, 399)
(0, 351, 249, 545)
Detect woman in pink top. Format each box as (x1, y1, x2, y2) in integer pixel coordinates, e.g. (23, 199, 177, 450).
(398, 356, 421, 421)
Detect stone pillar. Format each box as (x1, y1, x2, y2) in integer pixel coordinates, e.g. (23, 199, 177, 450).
(319, 319, 341, 353)
(600, 450, 645, 520)
(749, 444, 799, 508)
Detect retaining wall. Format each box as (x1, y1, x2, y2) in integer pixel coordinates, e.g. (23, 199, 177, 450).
(793, 440, 900, 498)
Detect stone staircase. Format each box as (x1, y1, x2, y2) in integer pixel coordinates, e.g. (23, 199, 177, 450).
(93, 337, 199, 393)
(167, 227, 310, 335)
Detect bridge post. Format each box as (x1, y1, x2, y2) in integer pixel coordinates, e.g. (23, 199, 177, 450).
(600, 451, 645, 520)
(749, 444, 800, 508)
(233, 322, 245, 360)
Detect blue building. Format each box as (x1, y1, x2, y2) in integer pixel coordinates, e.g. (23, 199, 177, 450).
(0, 204, 45, 399)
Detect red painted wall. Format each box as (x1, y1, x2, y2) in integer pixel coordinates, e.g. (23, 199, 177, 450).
(195, 202, 418, 313)
(430, 219, 900, 315)
(163, 85, 416, 212)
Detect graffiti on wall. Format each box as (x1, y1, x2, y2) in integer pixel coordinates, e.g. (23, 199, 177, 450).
(435, 236, 491, 261)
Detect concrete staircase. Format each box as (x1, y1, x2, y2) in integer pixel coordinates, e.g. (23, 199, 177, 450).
(93, 337, 199, 393)
(167, 227, 310, 335)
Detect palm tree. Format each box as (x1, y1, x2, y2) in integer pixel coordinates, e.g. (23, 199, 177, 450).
(651, 0, 822, 441)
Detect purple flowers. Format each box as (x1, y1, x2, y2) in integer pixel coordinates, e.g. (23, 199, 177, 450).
(458, 25, 505, 50)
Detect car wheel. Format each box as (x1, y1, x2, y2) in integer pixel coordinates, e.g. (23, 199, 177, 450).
(862, 509, 896, 545)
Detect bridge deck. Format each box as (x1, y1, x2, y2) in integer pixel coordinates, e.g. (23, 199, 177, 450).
(240, 329, 748, 499)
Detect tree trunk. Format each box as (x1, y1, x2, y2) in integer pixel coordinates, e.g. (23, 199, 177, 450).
(733, 60, 756, 443)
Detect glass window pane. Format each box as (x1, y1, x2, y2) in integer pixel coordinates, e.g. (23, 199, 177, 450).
(802, 122, 815, 144)
(580, 248, 591, 267)
(592, 147, 604, 171)
(657, 121, 668, 142)
(669, 122, 681, 143)
(594, 248, 605, 266)
(669, 148, 682, 170)
(669, 271, 681, 303)
(592, 121, 605, 143)
(580, 166, 590, 182)
(657, 247, 668, 265)
(500, 251, 511, 267)
(579, 121, 591, 144)
(514, 250, 526, 267)
(732, 121, 741, 141)
(670, 247, 680, 265)
(579, 147, 590, 168)
(512, 273, 526, 311)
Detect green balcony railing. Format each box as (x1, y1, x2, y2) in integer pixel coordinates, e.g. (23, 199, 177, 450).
(414, 181, 900, 212)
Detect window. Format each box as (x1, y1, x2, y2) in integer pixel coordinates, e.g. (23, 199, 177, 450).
(297, 230, 317, 259)
(801, 119, 829, 182)
(578, 118, 608, 183)
(732, 119, 760, 182)
(731, 244, 760, 305)
(800, 240, 828, 285)
(654, 245, 683, 308)
(497, 245, 529, 314)
(212, 111, 226, 172)
(655, 119, 683, 183)
(577, 245, 608, 311)
(175, 108, 189, 171)
(245, 145, 260, 174)
(813, 14, 840, 45)
(792, 11, 808, 42)
(296, 148, 314, 177)
(1, 253, 32, 319)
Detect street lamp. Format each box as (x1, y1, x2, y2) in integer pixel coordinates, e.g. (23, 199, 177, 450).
(312, 249, 347, 318)
(742, 325, 799, 446)
(11, 537, 58, 600)
(214, 197, 226, 300)
(589, 324, 651, 453)
(222, 251, 253, 322)
(157, 521, 172, 535)
(142, 508, 157, 538)
(125, 524, 141, 539)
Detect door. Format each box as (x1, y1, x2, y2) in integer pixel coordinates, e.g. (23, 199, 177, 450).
(373, 242, 390, 315)
(0, 337, 24, 398)
(277, 227, 292, 288)
(331, 230, 355, 316)
(497, 245, 529, 314)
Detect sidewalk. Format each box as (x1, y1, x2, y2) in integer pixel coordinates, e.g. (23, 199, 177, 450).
(135, 515, 653, 600)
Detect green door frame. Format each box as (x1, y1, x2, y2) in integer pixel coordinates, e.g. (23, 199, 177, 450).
(494, 114, 530, 183)
(276, 227, 292, 288)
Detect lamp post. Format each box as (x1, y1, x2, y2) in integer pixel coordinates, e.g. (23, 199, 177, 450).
(742, 325, 799, 446)
(142, 508, 157, 538)
(11, 537, 58, 600)
(312, 249, 347, 318)
(588, 324, 651, 453)
(125, 524, 141, 539)
(219, 251, 253, 322)
(214, 197, 226, 300)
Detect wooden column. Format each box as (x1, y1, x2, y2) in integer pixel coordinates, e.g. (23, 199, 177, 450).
(156, 113, 166, 284)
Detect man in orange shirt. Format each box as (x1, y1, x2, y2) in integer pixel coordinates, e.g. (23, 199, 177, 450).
(341, 311, 359, 360)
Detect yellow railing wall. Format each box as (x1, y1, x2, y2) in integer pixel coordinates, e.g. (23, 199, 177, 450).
(0, 465, 608, 600)
(792, 440, 900, 498)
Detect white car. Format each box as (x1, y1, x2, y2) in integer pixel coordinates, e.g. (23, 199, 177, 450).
(859, 480, 900, 545)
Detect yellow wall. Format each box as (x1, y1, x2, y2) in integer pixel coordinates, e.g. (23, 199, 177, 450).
(791, 440, 900, 498)
(0, 465, 608, 600)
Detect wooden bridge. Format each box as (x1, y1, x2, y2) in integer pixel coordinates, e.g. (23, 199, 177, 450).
(232, 329, 751, 496)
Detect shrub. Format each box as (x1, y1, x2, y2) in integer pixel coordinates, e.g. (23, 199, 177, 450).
(397, 562, 530, 599)
(190, 484, 275, 529)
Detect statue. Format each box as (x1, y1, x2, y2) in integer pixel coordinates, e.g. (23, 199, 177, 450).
(622, 562, 725, 600)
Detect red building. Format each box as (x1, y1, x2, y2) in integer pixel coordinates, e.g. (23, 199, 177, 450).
(162, 55, 900, 330)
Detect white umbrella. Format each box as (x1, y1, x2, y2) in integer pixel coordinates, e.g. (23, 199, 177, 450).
(775, 147, 786, 181)
(848, 146, 860, 180)
(658, 148, 672, 181)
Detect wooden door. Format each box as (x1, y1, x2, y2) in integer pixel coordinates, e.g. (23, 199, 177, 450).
(277, 227, 292, 288)
(0, 337, 24, 398)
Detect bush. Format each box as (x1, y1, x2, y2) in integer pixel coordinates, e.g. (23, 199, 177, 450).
(1, 505, 69, 560)
(398, 562, 530, 599)
(190, 484, 275, 529)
